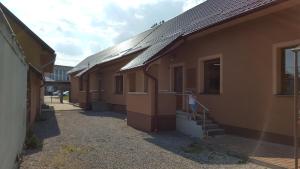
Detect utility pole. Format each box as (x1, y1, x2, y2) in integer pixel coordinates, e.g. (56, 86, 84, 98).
(292, 46, 300, 169)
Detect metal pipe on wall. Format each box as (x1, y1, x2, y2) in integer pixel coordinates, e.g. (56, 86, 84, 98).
(292, 46, 300, 169)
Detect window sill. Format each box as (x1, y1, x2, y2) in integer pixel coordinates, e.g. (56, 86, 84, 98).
(128, 92, 148, 95)
(199, 93, 221, 96)
(275, 94, 293, 97)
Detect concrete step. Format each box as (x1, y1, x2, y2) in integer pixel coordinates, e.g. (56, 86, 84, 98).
(196, 119, 213, 125)
(92, 102, 111, 112)
(202, 123, 219, 130)
(206, 128, 225, 136)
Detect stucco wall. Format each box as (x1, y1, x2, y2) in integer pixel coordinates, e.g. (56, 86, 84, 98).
(156, 5, 300, 138)
(5, 14, 54, 73)
(70, 75, 80, 103)
(158, 92, 176, 116)
(29, 72, 41, 127)
(126, 70, 155, 115)
(88, 54, 141, 106)
(126, 68, 176, 131)
(0, 13, 27, 169)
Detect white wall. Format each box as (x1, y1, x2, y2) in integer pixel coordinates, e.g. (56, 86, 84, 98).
(0, 10, 28, 169)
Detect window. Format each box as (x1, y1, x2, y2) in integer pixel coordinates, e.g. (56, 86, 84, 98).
(186, 68, 197, 90)
(128, 73, 136, 92)
(281, 47, 300, 94)
(204, 58, 220, 94)
(173, 66, 183, 92)
(144, 76, 148, 92)
(79, 77, 84, 91)
(115, 75, 123, 94)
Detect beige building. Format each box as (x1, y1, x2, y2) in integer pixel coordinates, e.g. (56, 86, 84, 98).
(0, 3, 56, 128)
(69, 0, 300, 144)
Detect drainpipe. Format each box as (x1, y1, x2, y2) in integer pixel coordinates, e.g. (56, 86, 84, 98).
(86, 72, 90, 110)
(86, 63, 91, 110)
(143, 66, 159, 132)
(292, 46, 300, 169)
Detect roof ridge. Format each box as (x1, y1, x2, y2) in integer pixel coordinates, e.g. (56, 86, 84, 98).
(123, 24, 161, 56)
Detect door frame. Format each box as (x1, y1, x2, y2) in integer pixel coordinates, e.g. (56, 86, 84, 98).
(170, 63, 186, 110)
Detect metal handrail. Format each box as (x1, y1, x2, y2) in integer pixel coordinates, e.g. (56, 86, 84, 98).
(193, 98, 209, 137)
(176, 92, 209, 136)
(194, 99, 209, 112)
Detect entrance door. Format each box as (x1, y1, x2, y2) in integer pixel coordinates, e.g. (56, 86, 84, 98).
(173, 66, 183, 110)
(98, 79, 102, 101)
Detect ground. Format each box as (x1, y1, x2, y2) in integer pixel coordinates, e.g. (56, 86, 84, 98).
(20, 101, 267, 169)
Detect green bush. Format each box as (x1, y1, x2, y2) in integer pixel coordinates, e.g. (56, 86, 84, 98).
(25, 130, 42, 149)
(182, 143, 204, 154)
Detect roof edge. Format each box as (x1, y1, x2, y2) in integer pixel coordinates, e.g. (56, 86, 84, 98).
(0, 2, 55, 55)
(186, 0, 288, 37)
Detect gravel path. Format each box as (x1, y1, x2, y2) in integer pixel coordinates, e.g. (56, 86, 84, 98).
(20, 107, 268, 169)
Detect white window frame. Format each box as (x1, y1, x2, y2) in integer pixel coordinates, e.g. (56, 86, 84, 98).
(198, 54, 223, 94)
(272, 39, 300, 95)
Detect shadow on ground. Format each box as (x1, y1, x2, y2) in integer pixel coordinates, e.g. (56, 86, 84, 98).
(146, 132, 298, 168)
(24, 107, 61, 155)
(144, 132, 248, 165)
(79, 111, 126, 120)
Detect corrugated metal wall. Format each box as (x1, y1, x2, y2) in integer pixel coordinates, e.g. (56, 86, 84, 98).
(0, 9, 28, 169)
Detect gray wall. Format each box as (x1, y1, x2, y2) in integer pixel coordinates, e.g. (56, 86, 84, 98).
(0, 9, 27, 169)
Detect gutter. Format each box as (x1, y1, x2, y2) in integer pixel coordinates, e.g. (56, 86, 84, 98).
(85, 63, 91, 110)
(41, 55, 56, 70)
(0, 2, 55, 55)
(140, 36, 186, 132)
(143, 66, 159, 132)
(86, 72, 90, 110)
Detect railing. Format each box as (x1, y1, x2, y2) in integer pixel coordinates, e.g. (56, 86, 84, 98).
(191, 97, 209, 136)
(177, 92, 209, 136)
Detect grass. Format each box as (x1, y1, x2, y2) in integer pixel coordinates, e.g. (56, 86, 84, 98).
(182, 142, 249, 164)
(61, 144, 90, 154)
(25, 130, 43, 149)
(63, 95, 69, 101)
(182, 142, 204, 154)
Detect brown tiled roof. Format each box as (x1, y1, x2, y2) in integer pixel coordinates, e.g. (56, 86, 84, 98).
(70, 0, 283, 74)
(121, 0, 283, 71)
(68, 28, 156, 74)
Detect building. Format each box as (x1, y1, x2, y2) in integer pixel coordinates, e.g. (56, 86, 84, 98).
(0, 3, 56, 128)
(69, 0, 300, 145)
(0, 7, 28, 169)
(0, 3, 55, 168)
(44, 65, 73, 95)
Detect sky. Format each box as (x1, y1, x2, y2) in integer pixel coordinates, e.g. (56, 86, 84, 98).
(1, 0, 206, 66)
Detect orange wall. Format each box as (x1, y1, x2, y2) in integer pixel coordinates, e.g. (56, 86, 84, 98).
(5, 10, 55, 127)
(6, 15, 54, 73)
(158, 92, 176, 116)
(70, 75, 80, 103)
(29, 72, 41, 127)
(89, 53, 141, 106)
(126, 69, 155, 116)
(70, 53, 142, 107)
(155, 5, 300, 137)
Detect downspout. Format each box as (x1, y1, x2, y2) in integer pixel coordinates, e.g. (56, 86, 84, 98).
(86, 64, 91, 110)
(140, 36, 185, 132)
(143, 66, 159, 132)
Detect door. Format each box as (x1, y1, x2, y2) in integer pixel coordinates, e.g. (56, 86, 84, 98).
(173, 66, 183, 110)
(98, 79, 102, 101)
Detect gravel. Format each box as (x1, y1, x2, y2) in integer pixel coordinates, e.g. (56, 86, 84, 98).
(20, 109, 268, 169)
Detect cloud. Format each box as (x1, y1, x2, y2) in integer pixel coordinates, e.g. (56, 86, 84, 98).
(182, 0, 207, 11)
(55, 42, 83, 56)
(1, 0, 205, 67)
